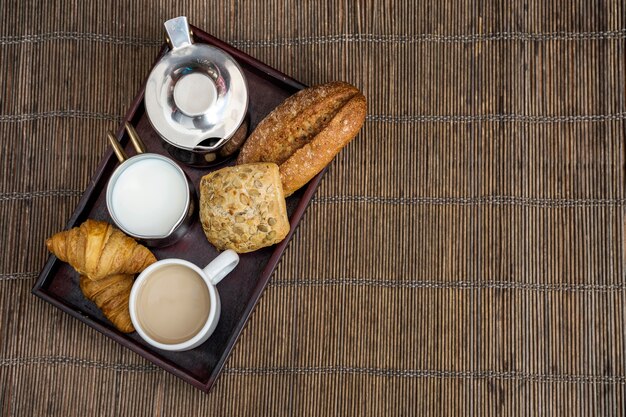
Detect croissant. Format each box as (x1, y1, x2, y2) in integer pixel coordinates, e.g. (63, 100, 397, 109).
(79, 274, 134, 333)
(46, 219, 156, 280)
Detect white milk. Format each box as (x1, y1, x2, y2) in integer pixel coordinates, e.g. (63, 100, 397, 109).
(111, 157, 188, 237)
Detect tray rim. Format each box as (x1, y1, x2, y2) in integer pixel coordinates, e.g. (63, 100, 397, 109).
(32, 25, 324, 393)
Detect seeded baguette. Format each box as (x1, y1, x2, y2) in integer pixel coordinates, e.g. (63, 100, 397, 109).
(279, 94, 366, 196)
(237, 81, 366, 196)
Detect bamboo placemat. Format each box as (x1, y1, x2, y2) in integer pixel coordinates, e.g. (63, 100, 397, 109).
(1, 1, 625, 415)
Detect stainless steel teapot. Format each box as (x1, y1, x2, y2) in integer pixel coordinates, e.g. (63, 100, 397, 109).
(144, 16, 249, 166)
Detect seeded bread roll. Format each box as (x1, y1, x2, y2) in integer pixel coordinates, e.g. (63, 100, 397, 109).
(199, 163, 290, 253)
(237, 81, 367, 196)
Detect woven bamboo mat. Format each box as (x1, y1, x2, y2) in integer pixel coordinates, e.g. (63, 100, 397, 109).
(2, 1, 626, 415)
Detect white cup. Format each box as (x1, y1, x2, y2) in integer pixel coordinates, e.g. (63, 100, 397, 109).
(129, 250, 239, 351)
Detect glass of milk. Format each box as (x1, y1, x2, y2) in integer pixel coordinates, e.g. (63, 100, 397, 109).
(106, 153, 195, 247)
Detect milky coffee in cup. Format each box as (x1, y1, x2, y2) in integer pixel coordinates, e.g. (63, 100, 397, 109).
(134, 264, 210, 344)
(129, 251, 239, 351)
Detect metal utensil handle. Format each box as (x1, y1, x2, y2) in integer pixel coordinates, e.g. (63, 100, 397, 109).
(107, 131, 128, 163)
(124, 122, 146, 154)
(164, 16, 193, 50)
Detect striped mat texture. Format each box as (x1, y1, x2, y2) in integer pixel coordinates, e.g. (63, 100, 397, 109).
(2, 1, 626, 415)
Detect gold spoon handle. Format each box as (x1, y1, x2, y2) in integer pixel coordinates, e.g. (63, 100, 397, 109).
(107, 131, 128, 163)
(125, 122, 146, 154)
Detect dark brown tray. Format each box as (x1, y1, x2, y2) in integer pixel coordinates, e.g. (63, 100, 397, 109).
(32, 25, 322, 393)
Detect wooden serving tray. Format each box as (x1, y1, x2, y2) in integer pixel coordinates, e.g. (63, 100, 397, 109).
(32, 26, 322, 393)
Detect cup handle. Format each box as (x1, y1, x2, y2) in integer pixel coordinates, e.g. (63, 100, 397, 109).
(203, 250, 239, 285)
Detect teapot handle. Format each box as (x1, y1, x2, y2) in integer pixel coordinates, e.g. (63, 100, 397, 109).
(164, 16, 194, 50)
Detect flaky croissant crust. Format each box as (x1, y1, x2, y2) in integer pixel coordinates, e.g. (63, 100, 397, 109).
(79, 274, 135, 333)
(46, 219, 156, 280)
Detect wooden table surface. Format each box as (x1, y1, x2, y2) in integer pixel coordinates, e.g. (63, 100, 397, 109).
(1, 1, 625, 416)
